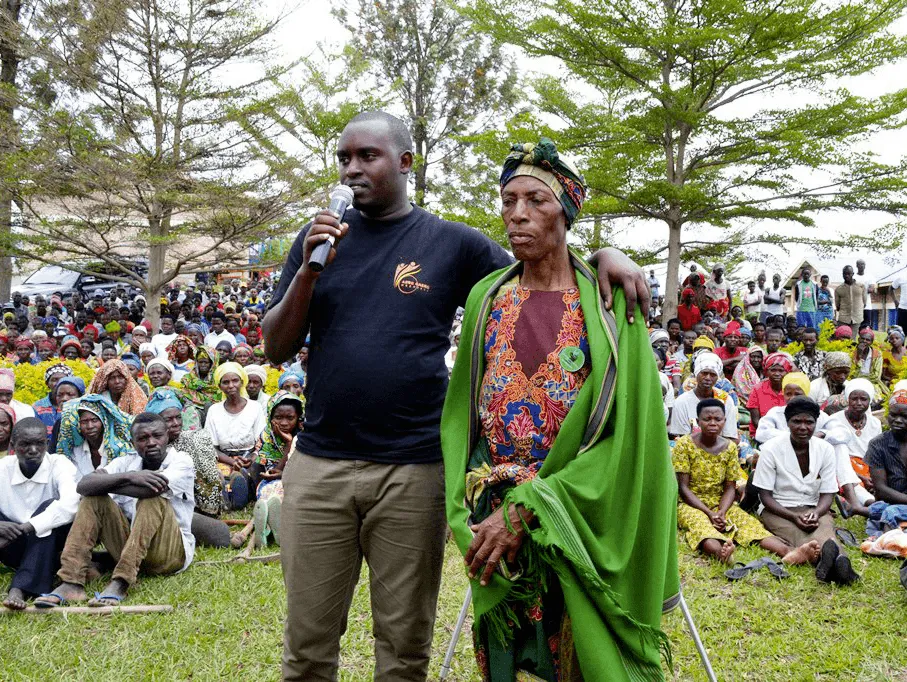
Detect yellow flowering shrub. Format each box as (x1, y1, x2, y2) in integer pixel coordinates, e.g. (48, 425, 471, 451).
(265, 366, 282, 396)
(12, 359, 96, 405)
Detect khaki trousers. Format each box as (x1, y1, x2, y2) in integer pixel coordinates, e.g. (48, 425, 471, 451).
(57, 495, 185, 587)
(759, 505, 838, 549)
(281, 453, 447, 681)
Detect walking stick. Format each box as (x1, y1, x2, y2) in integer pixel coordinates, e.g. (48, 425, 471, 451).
(440, 587, 719, 682)
(678, 591, 718, 682)
(439, 586, 472, 681)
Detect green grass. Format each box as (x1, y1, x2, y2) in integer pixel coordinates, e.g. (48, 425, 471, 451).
(1, 514, 906, 681)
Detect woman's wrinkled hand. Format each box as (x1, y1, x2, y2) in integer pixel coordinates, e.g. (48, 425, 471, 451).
(465, 505, 533, 586)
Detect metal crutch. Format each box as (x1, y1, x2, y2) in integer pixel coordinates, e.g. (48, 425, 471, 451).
(440, 587, 718, 682)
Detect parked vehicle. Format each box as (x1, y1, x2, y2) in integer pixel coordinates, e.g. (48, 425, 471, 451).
(13, 260, 147, 300)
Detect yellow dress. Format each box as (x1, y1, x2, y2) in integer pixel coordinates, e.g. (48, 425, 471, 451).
(672, 435, 770, 549)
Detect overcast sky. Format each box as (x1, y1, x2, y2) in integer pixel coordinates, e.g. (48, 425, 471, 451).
(270, 2, 907, 285)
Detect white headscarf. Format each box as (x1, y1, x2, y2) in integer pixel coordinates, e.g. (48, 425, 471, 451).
(694, 352, 723, 377)
(245, 364, 267, 383)
(844, 378, 874, 401)
(146, 357, 175, 376)
(139, 342, 158, 358)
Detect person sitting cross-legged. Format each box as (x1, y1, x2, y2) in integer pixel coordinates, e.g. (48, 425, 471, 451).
(0, 418, 79, 610)
(34, 412, 196, 608)
(674, 399, 820, 566)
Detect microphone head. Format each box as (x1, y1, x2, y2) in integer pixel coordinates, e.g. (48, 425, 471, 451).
(331, 185, 355, 204)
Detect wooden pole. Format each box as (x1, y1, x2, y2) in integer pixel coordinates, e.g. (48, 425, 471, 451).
(1, 604, 174, 615)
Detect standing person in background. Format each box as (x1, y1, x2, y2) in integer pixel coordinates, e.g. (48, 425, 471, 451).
(762, 273, 785, 324)
(816, 274, 835, 326)
(262, 113, 651, 681)
(794, 267, 819, 328)
(677, 287, 702, 331)
(647, 269, 660, 299)
(890, 270, 907, 331)
(835, 266, 865, 337)
(704, 264, 732, 320)
(743, 280, 762, 323)
(853, 259, 874, 327)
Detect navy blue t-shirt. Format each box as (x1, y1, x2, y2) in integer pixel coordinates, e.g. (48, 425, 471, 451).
(269, 205, 512, 464)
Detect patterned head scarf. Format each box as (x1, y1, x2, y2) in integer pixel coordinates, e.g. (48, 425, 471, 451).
(0, 368, 14, 392)
(214, 361, 248, 398)
(166, 334, 196, 363)
(781, 372, 811, 396)
(256, 390, 304, 466)
(56, 394, 135, 462)
(824, 351, 852, 372)
(87, 359, 148, 415)
(834, 325, 853, 339)
(890, 389, 907, 407)
(145, 388, 184, 415)
(648, 329, 669, 346)
(499, 138, 587, 225)
(763, 352, 794, 373)
(179, 346, 222, 409)
(60, 338, 83, 358)
(692, 336, 715, 351)
(44, 363, 74, 385)
(732, 347, 764, 403)
(0, 403, 16, 429)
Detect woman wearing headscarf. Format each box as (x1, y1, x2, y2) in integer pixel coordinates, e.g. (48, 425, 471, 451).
(277, 370, 304, 397)
(746, 352, 793, 437)
(86, 358, 148, 416)
(145, 389, 227, 546)
(179, 345, 222, 413)
(245, 364, 270, 408)
(732, 345, 765, 405)
(752, 397, 860, 585)
(14, 338, 36, 365)
(882, 326, 906, 389)
(850, 327, 887, 403)
(205, 362, 265, 509)
(47, 376, 86, 452)
(443, 138, 678, 681)
(670, 352, 739, 441)
(165, 334, 196, 381)
(866, 389, 907, 537)
(231, 342, 254, 367)
(55, 394, 134, 481)
(0, 368, 35, 421)
(32, 364, 75, 438)
(59, 337, 83, 361)
(0, 403, 16, 457)
(145, 356, 178, 391)
(138, 342, 158, 368)
(809, 351, 852, 407)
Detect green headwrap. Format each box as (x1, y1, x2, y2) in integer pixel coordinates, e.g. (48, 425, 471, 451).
(499, 137, 587, 224)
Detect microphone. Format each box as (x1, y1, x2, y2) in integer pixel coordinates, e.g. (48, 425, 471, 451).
(308, 185, 355, 272)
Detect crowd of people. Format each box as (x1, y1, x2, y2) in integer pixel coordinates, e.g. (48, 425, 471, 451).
(0, 279, 309, 609)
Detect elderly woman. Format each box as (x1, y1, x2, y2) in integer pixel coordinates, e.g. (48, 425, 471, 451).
(866, 389, 907, 536)
(752, 397, 860, 584)
(882, 326, 906, 388)
(231, 343, 255, 367)
(851, 327, 887, 404)
(32, 364, 75, 438)
(810, 351, 851, 407)
(145, 357, 177, 390)
(245, 364, 270, 407)
(179, 345, 222, 413)
(670, 352, 738, 440)
(732, 345, 764, 404)
(87, 358, 147, 415)
(443, 139, 678, 681)
(277, 370, 304, 396)
(0, 368, 35, 421)
(59, 337, 83, 361)
(0, 403, 15, 457)
(55, 394, 134, 481)
(822, 378, 881, 511)
(674, 398, 819, 565)
(138, 342, 158, 368)
(746, 352, 792, 437)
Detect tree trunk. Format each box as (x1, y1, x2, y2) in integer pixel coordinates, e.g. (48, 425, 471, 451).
(663, 219, 682, 323)
(591, 215, 603, 252)
(412, 118, 428, 206)
(0, 0, 22, 303)
(145, 238, 166, 333)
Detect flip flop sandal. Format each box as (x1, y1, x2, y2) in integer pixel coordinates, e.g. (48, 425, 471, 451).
(34, 592, 67, 609)
(763, 559, 791, 580)
(89, 592, 124, 607)
(724, 557, 771, 581)
(834, 495, 851, 520)
(835, 528, 860, 548)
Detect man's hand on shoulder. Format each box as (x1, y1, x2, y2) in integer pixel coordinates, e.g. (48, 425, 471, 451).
(590, 247, 650, 323)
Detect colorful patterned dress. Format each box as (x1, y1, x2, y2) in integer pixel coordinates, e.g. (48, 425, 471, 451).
(471, 280, 590, 682)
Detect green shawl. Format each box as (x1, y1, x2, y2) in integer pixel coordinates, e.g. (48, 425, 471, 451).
(442, 252, 680, 681)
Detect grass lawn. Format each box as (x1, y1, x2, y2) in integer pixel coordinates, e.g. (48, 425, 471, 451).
(1, 514, 906, 681)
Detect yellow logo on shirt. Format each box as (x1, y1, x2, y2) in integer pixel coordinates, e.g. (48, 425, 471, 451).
(394, 262, 431, 294)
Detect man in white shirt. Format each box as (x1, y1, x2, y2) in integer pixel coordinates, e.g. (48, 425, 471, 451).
(203, 311, 237, 348)
(150, 315, 178, 355)
(0, 418, 80, 609)
(36, 413, 195, 608)
(890, 270, 907, 330)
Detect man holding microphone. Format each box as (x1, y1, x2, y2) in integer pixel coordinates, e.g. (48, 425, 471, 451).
(263, 110, 650, 681)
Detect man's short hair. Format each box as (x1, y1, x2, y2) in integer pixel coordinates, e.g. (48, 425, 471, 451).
(11, 417, 48, 442)
(766, 327, 785, 337)
(347, 111, 413, 153)
(131, 412, 166, 434)
(802, 327, 818, 336)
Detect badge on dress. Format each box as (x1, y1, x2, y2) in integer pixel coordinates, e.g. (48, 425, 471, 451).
(558, 346, 585, 372)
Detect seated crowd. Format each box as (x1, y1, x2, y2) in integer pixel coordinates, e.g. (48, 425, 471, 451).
(0, 280, 307, 609)
(652, 303, 907, 585)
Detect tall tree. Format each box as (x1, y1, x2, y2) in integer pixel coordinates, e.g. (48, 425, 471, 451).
(471, 0, 907, 319)
(334, 0, 518, 208)
(14, 0, 294, 330)
(0, 0, 25, 301)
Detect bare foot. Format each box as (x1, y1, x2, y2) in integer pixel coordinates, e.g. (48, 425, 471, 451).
(718, 541, 736, 564)
(782, 540, 821, 565)
(3, 588, 27, 610)
(33, 581, 87, 607)
(88, 577, 129, 607)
